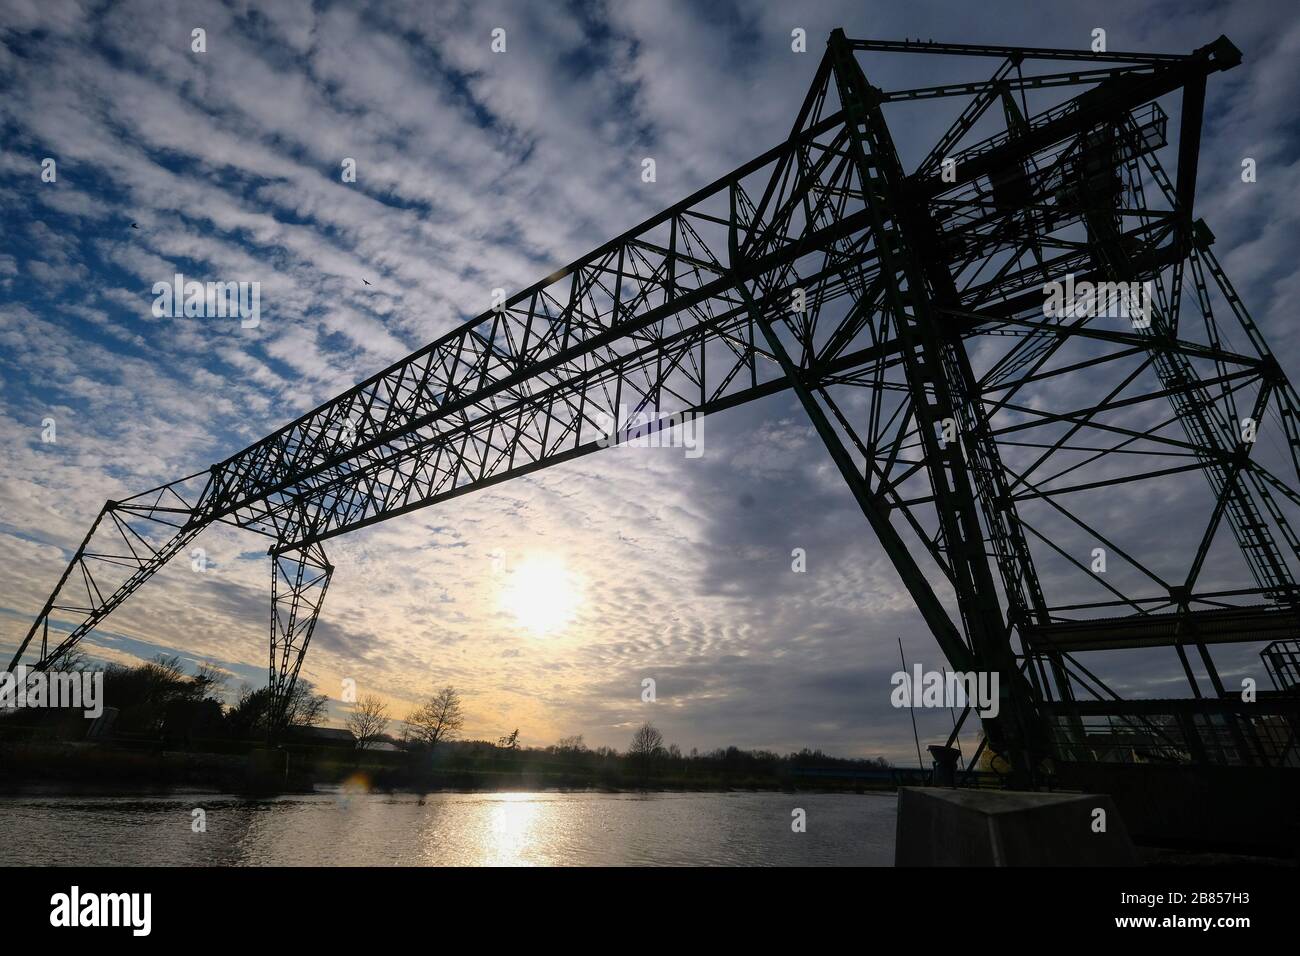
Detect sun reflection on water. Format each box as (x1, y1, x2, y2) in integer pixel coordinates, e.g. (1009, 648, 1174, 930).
(416, 793, 557, 867)
(482, 793, 544, 866)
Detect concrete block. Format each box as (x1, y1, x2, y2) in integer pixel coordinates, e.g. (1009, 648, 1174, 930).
(895, 786, 1137, 866)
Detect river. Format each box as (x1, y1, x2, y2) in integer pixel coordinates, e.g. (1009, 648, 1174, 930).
(0, 789, 897, 866)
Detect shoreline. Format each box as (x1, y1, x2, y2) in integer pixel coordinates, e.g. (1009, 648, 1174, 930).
(0, 739, 909, 796)
(0, 778, 902, 798)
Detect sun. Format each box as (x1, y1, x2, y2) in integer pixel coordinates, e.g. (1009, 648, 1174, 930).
(499, 554, 583, 635)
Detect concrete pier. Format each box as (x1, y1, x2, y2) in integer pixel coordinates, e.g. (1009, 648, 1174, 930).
(895, 787, 1137, 866)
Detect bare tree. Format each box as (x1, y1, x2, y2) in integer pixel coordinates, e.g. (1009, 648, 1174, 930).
(346, 693, 390, 749)
(556, 734, 587, 753)
(56, 646, 90, 672)
(226, 679, 328, 736)
(405, 686, 465, 749)
(282, 679, 329, 728)
(628, 721, 664, 778)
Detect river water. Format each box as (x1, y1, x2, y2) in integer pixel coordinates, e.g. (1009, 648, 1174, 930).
(0, 789, 897, 866)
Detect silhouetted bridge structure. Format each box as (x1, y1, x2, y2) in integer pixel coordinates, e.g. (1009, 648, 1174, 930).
(11, 32, 1300, 829)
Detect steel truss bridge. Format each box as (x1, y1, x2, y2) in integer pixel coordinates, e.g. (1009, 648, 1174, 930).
(11, 30, 1300, 785)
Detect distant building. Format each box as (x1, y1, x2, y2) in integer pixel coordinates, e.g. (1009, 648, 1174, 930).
(287, 726, 356, 748)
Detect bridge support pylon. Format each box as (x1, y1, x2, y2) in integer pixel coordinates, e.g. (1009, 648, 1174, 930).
(268, 542, 332, 737)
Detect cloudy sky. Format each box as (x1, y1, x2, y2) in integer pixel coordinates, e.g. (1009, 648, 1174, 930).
(1, 0, 1298, 762)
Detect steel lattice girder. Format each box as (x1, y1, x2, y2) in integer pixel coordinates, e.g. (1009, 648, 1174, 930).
(13, 31, 1300, 765)
(269, 542, 332, 731)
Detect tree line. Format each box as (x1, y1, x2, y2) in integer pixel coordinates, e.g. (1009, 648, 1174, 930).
(2, 660, 894, 787)
(0, 654, 330, 741)
(345, 687, 894, 789)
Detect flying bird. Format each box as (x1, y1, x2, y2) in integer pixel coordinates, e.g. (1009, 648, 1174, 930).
(130, 222, 139, 229)
(362, 278, 372, 286)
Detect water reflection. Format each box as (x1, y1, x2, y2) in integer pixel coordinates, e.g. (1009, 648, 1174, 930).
(0, 790, 896, 867)
(481, 793, 544, 866)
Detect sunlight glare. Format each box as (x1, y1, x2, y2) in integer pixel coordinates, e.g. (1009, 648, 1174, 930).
(499, 554, 583, 635)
